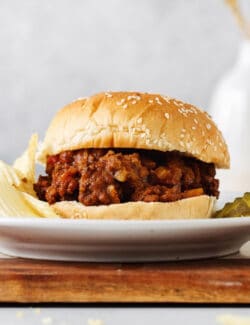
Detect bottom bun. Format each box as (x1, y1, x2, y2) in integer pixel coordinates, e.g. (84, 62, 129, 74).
(52, 195, 216, 220)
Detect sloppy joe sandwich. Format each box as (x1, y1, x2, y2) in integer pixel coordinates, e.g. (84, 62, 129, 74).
(32, 91, 230, 220)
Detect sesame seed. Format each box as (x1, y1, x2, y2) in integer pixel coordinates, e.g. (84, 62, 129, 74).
(194, 118, 198, 124)
(180, 134, 185, 138)
(190, 106, 198, 114)
(181, 128, 186, 133)
(155, 97, 163, 105)
(180, 141, 185, 147)
(131, 100, 137, 104)
(192, 126, 196, 130)
(105, 92, 112, 98)
(219, 142, 223, 147)
(116, 99, 125, 106)
(148, 99, 154, 104)
(164, 112, 170, 119)
(206, 123, 211, 130)
(178, 108, 188, 117)
(137, 117, 142, 124)
(123, 104, 128, 109)
(161, 95, 171, 102)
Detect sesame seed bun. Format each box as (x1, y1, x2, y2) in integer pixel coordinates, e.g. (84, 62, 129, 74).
(37, 91, 229, 168)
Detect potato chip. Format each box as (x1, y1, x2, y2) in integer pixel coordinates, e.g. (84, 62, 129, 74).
(22, 192, 58, 218)
(13, 134, 38, 195)
(0, 161, 40, 217)
(0, 161, 21, 187)
(0, 140, 58, 218)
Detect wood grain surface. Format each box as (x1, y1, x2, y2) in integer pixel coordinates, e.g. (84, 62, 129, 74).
(0, 258, 249, 303)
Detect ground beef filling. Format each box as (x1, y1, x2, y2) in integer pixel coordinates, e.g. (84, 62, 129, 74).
(34, 149, 219, 206)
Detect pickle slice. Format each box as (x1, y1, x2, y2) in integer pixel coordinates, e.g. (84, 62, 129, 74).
(214, 192, 250, 218)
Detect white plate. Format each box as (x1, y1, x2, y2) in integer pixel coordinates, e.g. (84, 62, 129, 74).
(0, 192, 249, 262)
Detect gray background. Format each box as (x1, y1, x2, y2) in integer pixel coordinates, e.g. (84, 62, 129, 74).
(0, 0, 243, 163)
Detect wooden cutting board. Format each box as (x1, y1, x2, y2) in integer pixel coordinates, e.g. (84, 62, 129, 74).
(0, 258, 249, 303)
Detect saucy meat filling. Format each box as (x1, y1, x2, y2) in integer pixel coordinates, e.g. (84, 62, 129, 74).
(34, 149, 219, 206)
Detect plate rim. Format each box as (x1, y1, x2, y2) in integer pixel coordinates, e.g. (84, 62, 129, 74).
(0, 215, 249, 229)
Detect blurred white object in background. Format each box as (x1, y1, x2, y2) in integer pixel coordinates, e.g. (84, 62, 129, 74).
(209, 40, 250, 191)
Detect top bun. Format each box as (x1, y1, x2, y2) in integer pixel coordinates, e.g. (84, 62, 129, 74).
(37, 91, 230, 168)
